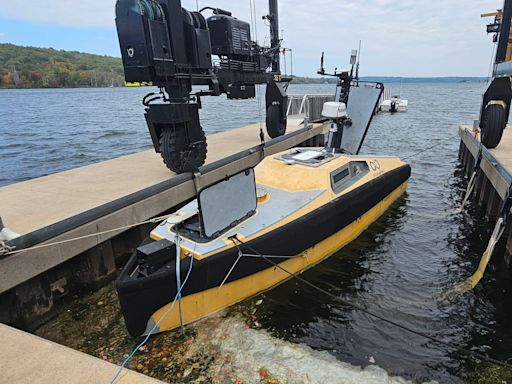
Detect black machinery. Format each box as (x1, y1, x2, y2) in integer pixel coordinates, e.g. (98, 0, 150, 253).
(481, 0, 512, 148)
(115, 0, 288, 173)
(317, 50, 383, 155)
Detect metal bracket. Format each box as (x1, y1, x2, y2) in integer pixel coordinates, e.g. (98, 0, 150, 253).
(193, 171, 202, 194)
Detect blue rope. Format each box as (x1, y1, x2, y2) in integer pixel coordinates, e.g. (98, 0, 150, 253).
(109, 254, 195, 384)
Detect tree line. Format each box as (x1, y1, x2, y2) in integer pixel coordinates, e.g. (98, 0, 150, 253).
(0, 43, 125, 88)
(0, 43, 350, 89)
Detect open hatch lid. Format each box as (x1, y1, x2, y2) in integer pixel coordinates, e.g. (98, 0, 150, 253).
(339, 82, 383, 155)
(198, 168, 257, 238)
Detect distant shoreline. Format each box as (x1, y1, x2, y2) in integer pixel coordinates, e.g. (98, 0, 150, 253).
(0, 77, 487, 91)
(1, 43, 487, 89)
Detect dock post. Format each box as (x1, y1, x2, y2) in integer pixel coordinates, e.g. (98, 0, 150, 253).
(464, 149, 475, 177)
(71, 242, 116, 290)
(486, 187, 502, 220)
(0, 274, 54, 332)
(460, 144, 468, 171)
(478, 175, 492, 207)
(111, 227, 145, 260)
(458, 141, 464, 161)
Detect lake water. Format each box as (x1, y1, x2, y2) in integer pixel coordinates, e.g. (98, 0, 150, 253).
(2, 83, 512, 383)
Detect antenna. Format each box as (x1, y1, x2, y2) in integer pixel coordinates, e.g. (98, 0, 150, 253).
(318, 52, 325, 75)
(356, 40, 362, 80)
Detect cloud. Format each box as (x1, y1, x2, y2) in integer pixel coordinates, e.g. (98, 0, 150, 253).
(0, 0, 503, 76)
(0, 32, 5, 38)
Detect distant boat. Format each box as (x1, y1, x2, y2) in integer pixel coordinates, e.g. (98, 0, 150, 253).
(380, 95, 408, 112)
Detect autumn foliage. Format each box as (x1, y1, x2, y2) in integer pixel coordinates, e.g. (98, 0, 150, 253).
(0, 43, 125, 88)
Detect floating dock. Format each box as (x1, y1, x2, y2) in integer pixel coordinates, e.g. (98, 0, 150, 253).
(0, 118, 326, 329)
(458, 125, 512, 263)
(0, 323, 164, 383)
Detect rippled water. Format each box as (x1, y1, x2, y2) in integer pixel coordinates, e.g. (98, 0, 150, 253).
(2, 83, 512, 382)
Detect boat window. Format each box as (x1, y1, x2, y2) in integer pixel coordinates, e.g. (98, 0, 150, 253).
(333, 168, 350, 184)
(330, 166, 351, 193)
(330, 161, 370, 194)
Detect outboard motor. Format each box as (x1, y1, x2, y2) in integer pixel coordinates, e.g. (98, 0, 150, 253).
(390, 99, 397, 113)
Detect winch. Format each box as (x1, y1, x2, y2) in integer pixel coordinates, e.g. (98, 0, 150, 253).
(115, 0, 289, 173)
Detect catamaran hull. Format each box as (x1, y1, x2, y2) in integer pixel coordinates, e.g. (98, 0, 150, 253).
(116, 165, 410, 337)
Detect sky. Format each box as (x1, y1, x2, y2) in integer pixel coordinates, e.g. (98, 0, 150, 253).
(0, 0, 504, 77)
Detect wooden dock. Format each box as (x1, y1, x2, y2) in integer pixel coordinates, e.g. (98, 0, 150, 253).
(458, 125, 512, 263)
(0, 323, 164, 384)
(0, 117, 327, 329)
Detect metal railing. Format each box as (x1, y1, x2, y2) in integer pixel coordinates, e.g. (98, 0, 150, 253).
(287, 88, 392, 119)
(286, 94, 334, 121)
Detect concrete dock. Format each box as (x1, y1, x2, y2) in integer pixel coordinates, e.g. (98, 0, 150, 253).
(0, 117, 327, 329)
(1, 118, 308, 236)
(0, 323, 164, 384)
(458, 125, 512, 263)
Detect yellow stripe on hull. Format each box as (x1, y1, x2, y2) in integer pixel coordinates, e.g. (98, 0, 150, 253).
(147, 181, 408, 333)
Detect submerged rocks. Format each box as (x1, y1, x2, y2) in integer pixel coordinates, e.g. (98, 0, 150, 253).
(193, 315, 420, 384)
(34, 282, 435, 383)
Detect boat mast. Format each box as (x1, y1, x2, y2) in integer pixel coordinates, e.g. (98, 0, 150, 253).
(268, 0, 281, 73)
